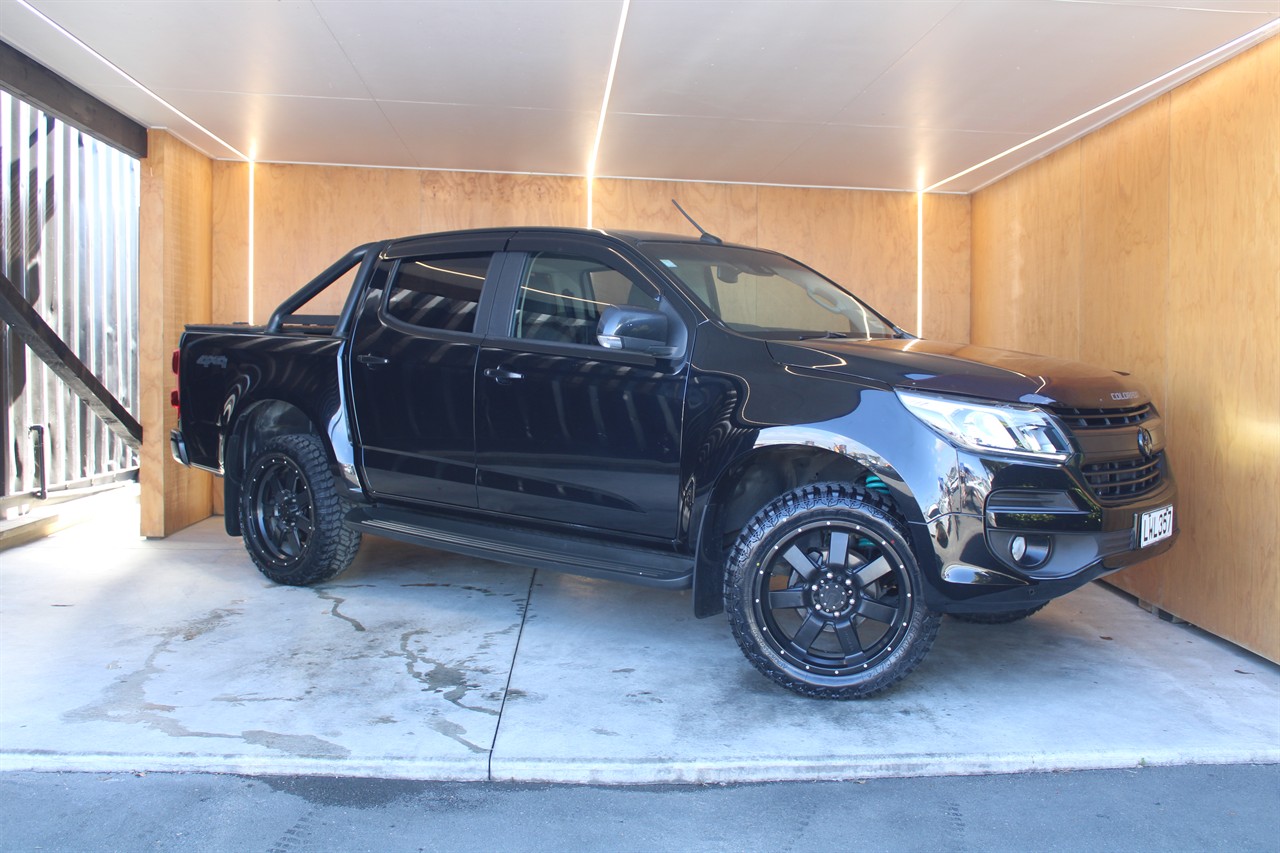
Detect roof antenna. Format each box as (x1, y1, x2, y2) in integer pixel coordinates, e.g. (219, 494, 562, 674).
(672, 199, 723, 245)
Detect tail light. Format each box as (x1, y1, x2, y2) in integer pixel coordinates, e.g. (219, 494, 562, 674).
(171, 348, 180, 411)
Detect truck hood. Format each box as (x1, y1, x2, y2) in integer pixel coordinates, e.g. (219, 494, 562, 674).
(766, 338, 1151, 409)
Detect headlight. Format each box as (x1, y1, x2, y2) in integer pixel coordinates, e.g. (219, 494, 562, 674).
(895, 389, 1072, 460)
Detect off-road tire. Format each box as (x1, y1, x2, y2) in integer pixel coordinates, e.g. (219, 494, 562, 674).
(950, 604, 1047, 624)
(725, 483, 940, 699)
(240, 433, 361, 585)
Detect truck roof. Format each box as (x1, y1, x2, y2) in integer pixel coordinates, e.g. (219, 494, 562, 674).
(382, 226, 754, 253)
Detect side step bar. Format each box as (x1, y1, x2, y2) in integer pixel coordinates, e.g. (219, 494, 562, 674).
(345, 505, 694, 589)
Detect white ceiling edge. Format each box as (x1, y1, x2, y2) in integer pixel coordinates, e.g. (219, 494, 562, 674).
(246, 160, 586, 180)
(930, 19, 1280, 193)
(589, 173, 965, 196)
(1, 0, 246, 159)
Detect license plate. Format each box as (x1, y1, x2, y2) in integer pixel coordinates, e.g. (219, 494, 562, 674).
(1139, 505, 1174, 548)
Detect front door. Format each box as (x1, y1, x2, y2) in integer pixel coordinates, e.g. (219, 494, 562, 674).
(475, 242, 688, 539)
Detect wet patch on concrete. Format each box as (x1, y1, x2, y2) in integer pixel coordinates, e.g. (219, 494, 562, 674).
(2, 523, 534, 778)
(241, 730, 350, 760)
(313, 586, 373, 633)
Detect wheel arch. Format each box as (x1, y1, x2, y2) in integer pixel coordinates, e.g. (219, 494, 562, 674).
(222, 400, 322, 536)
(691, 435, 918, 618)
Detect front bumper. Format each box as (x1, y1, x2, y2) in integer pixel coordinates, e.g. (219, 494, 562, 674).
(915, 464, 1178, 614)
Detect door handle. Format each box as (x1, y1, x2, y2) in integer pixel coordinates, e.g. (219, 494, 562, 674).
(357, 354, 390, 367)
(483, 366, 524, 384)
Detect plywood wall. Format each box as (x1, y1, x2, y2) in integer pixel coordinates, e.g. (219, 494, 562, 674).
(138, 131, 213, 537)
(592, 178, 970, 339)
(970, 37, 1280, 661)
(207, 169, 970, 334)
(209, 166, 587, 325)
(922, 194, 972, 345)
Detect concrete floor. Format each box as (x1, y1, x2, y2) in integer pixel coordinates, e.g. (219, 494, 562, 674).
(2, 500, 1277, 785)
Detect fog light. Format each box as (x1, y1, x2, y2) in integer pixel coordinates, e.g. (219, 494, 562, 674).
(1005, 533, 1051, 568)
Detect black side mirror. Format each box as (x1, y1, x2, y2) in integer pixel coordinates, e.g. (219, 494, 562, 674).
(597, 305, 671, 355)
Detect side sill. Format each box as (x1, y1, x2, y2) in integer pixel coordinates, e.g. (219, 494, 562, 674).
(345, 505, 694, 590)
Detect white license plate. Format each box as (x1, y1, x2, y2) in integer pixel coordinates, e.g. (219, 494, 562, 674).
(1139, 505, 1175, 548)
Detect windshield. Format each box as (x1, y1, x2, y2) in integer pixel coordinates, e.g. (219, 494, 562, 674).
(640, 242, 899, 340)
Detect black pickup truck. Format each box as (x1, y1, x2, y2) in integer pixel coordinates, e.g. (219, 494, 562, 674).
(171, 226, 1178, 698)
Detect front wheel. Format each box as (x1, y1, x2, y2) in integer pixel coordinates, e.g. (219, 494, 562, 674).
(725, 483, 940, 699)
(240, 433, 361, 585)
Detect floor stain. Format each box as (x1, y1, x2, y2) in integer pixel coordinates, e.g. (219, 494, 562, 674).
(427, 717, 487, 754)
(399, 582, 497, 596)
(241, 729, 350, 759)
(396, 629, 499, 717)
(63, 608, 243, 741)
(61, 606, 349, 760)
(313, 588, 367, 633)
(213, 694, 303, 705)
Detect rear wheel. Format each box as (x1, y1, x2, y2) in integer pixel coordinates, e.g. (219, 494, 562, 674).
(725, 483, 940, 699)
(240, 434, 361, 585)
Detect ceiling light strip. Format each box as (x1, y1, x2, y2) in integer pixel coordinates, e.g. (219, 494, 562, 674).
(16, 0, 249, 161)
(926, 17, 1280, 193)
(587, 0, 632, 228)
(916, 191, 924, 338)
(248, 158, 256, 323)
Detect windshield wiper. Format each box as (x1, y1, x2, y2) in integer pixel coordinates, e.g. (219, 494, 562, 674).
(797, 331, 850, 340)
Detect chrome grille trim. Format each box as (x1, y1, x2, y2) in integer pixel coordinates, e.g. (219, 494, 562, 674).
(1082, 454, 1164, 500)
(1052, 404, 1152, 429)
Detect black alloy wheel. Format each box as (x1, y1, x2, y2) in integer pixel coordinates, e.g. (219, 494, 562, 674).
(240, 434, 361, 585)
(727, 483, 940, 698)
(249, 452, 315, 564)
(756, 520, 911, 674)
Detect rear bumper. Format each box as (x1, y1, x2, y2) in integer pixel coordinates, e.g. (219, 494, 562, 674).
(169, 429, 191, 466)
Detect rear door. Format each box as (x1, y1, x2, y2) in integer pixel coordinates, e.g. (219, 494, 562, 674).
(474, 235, 690, 539)
(349, 233, 510, 507)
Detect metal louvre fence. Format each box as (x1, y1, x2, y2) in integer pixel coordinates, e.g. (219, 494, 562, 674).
(1, 89, 140, 502)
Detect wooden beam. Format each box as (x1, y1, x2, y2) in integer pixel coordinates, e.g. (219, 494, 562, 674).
(0, 271, 143, 450)
(0, 39, 147, 159)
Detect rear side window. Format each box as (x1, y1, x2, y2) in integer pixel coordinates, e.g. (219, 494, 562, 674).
(384, 254, 491, 333)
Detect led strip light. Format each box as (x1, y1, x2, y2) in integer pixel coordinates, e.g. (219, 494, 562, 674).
(587, 0, 632, 228)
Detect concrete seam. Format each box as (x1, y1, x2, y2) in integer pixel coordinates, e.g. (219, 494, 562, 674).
(487, 569, 537, 781)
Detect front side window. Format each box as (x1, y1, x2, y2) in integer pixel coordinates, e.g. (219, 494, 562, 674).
(511, 253, 658, 346)
(640, 242, 898, 340)
(384, 254, 492, 333)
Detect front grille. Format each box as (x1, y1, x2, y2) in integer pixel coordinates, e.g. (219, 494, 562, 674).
(1082, 453, 1164, 499)
(1052, 404, 1152, 430)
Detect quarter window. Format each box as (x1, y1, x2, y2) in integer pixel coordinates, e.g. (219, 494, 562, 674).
(385, 254, 491, 333)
